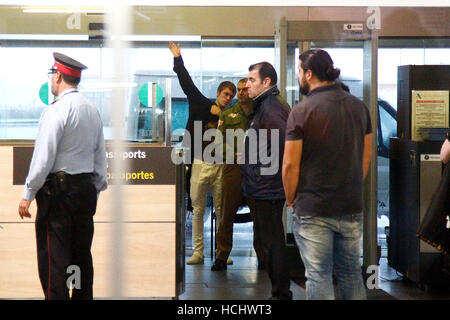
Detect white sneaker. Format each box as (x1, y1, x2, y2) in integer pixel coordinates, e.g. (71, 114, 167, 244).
(227, 258, 233, 265)
(186, 254, 204, 265)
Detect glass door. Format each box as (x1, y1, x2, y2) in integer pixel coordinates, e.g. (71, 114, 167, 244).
(184, 38, 276, 257)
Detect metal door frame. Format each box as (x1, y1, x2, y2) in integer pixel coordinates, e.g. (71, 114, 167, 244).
(275, 18, 379, 270)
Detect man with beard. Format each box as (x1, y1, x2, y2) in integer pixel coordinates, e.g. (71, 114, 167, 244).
(282, 49, 372, 300)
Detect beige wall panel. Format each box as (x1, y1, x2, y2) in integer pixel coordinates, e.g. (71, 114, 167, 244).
(299, 7, 450, 37)
(0, 146, 175, 223)
(0, 8, 99, 34)
(1, 6, 450, 38)
(0, 185, 32, 222)
(0, 223, 42, 298)
(0, 222, 176, 298)
(2, 6, 449, 38)
(0, 6, 308, 37)
(0, 146, 37, 223)
(307, 6, 368, 21)
(134, 7, 309, 37)
(92, 223, 176, 298)
(379, 7, 450, 37)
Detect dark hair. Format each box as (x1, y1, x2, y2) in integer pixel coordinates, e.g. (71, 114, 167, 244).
(248, 61, 277, 86)
(217, 81, 236, 94)
(299, 49, 340, 82)
(61, 73, 81, 86)
(238, 78, 248, 85)
(339, 82, 350, 92)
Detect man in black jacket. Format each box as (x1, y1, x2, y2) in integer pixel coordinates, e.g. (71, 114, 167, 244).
(169, 42, 236, 265)
(242, 61, 292, 300)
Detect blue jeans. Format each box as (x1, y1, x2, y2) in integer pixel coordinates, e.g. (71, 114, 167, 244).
(292, 213, 367, 300)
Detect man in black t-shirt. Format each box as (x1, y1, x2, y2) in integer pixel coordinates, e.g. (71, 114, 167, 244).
(282, 49, 372, 300)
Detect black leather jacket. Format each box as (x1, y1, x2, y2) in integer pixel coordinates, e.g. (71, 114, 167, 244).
(241, 86, 291, 200)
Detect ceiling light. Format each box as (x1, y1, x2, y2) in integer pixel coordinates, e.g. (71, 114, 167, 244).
(22, 7, 107, 14)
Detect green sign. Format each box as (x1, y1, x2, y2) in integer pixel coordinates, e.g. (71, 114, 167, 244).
(39, 82, 51, 105)
(138, 83, 164, 107)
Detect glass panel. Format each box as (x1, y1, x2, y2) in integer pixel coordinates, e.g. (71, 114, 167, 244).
(425, 48, 450, 64)
(377, 104, 397, 243)
(0, 45, 102, 140)
(123, 45, 201, 142)
(379, 105, 397, 150)
(293, 47, 300, 105)
(0, 41, 202, 142)
(199, 45, 275, 106)
(294, 44, 364, 99)
(183, 39, 276, 253)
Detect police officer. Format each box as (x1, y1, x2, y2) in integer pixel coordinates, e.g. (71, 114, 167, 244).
(18, 52, 108, 300)
(212, 78, 265, 271)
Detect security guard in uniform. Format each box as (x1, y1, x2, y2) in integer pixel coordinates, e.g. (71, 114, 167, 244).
(18, 52, 108, 300)
(212, 78, 265, 271)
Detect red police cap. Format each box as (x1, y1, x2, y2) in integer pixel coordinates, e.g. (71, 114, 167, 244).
(51, 52, 87, 78)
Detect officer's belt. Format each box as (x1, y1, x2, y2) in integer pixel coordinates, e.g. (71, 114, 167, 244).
(48, 171, 93, 184)
(38, 172, 93, 198)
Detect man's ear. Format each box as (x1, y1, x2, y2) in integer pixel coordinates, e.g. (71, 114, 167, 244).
(56, 72, 63, 83)
(305, 69, 313, 82)
(263, 77, 271, 87)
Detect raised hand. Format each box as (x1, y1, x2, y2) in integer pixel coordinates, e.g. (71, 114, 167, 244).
(169, 41, 181, 57)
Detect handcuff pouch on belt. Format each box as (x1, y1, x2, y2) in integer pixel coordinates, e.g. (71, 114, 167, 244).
(36, 172, 72, 217)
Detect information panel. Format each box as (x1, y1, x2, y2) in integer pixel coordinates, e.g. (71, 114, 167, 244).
(411, 90, 449, 141)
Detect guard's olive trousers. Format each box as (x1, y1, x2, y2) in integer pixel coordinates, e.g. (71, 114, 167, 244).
(215, 164, 264, 263)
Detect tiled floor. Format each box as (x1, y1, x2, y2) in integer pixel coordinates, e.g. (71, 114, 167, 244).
(179, 254, 306, 300)
(183, 207, 450, 300)
(179, 253, 450, 300)
(377, 257, 450, 300)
